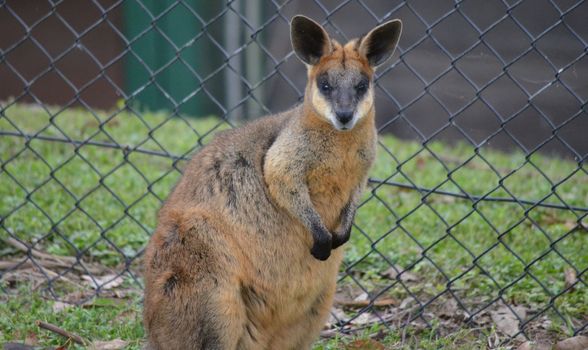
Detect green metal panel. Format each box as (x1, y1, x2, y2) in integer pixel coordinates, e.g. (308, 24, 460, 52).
(123, 0, 221, 117)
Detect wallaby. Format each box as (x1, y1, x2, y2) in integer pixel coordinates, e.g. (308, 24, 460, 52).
(143, 15, 402, 350)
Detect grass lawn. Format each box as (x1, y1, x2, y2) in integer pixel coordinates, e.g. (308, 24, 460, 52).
(1, 103, 586, 349)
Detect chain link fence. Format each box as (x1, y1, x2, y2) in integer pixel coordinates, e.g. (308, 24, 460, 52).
(1, 0, 587, 346)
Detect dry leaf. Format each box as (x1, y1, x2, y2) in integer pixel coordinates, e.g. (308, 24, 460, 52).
(517, 341, 551, 350)
(82, 274, 124, 290)
(371, 297, 397, 307)
(326, 307, 348, 328)
(52, 301, 73, 313)
(62, 290, 93, 304)
(399, 297, 415, 309)
(438, 298, 459, 319)
(354, 292, 369, 302)
(472, 312, 492, 326)
(490, 305, 526, 339)
(436, 195, 457, 204)
(88, 339, 130, 350)
(345, 339, 385, 350)
(351, 313, 371, 325)
(564, 268, 577, 289)
(563, 220, 577, 231)
(381, 265, 419, 282)
(517, 340, 533, 350)
(536, 316, 553, 331)
(334, 297, 397, 308)
(351, 312, 379, 326)
(554, 336, 588, 350)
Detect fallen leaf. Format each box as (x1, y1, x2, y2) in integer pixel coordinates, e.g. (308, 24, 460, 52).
(112, 288, 138, 299)
(82, 274, 124, 290)
(52, 301, 72, 313)
(399, 297, 415, 309)
(326, 307, 348, 328)
(563, 220, 577, 231)
(334, 297, 397, 308)
(517, 340, 552, 350)
(351, 312, 379, 325)
(429, 192, 457, 204)
(564, 268, 577, 289)
(381, 265, 419, 282)
(345, 339, 385, 350)
(88, 339, 129, 350)
(354, 292, 369, 302)
(490, 305, 526, 339)
(62, 290, 93, 304)
(536, 316, 553, 330)
(351, 313, 371, 325)
(472, 312, 492, 326)
(371, 297, 397, 307)
(438, 298, 459, 319)
(554, 336, 588, 350)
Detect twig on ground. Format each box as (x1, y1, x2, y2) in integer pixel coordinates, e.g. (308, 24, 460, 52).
(36, 320, 87, 345)
(2, 237, 105, 274)
(5, 237, 76, 264)
(31, 265, 84, 291)
(1, 259, 80, 274)
(334, 297, 397, 308)
(0, 259, 85, 290)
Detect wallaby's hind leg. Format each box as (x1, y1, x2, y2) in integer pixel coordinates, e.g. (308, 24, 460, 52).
(143, 208, 247, 350)
(145, 282, 246, 350)
(267, 286, 336, 350)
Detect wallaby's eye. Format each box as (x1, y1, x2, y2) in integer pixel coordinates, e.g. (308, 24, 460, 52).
(318, 80, 332, 94)
(355, 82, 368, 95)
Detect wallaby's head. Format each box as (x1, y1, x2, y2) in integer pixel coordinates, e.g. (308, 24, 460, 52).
(291, 15, 402, 131)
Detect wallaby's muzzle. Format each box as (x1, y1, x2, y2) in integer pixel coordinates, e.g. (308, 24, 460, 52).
(335, 110, 353, 125)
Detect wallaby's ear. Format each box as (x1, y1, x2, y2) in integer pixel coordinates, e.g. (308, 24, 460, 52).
(358, 19, 402, 67)
(291, 15, 332, 65)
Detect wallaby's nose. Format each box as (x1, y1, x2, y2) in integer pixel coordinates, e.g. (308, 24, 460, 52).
(336, 110, 354, 125)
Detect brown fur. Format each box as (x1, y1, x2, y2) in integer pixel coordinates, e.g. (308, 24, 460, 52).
(143, 15, 401, 350)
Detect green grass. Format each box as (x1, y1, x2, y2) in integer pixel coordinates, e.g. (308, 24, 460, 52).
(0, 286, 144, 349)
(314, 325, 502, 350)
(1, 103, 586, 348)
(0, 103, 229, 266)
(0, 287, 501, 350)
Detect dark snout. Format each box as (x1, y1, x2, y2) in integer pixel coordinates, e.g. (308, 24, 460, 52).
(335, 110, 354, 125)
(334, 89, 355, 126)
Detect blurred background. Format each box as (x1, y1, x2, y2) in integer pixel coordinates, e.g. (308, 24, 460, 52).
(1, 0, 586, 157)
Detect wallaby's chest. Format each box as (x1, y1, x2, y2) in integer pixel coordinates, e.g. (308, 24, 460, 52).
(306, 132, 375, 227)
(308, 128, 374, 183)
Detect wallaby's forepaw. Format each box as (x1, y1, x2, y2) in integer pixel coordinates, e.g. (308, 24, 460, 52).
(310, 237, 332, 261)
(309, 224, 332, 261)
(331, 224, 352, 250)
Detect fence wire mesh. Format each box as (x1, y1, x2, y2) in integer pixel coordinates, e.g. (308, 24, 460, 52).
(1, 0, 587, 345)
